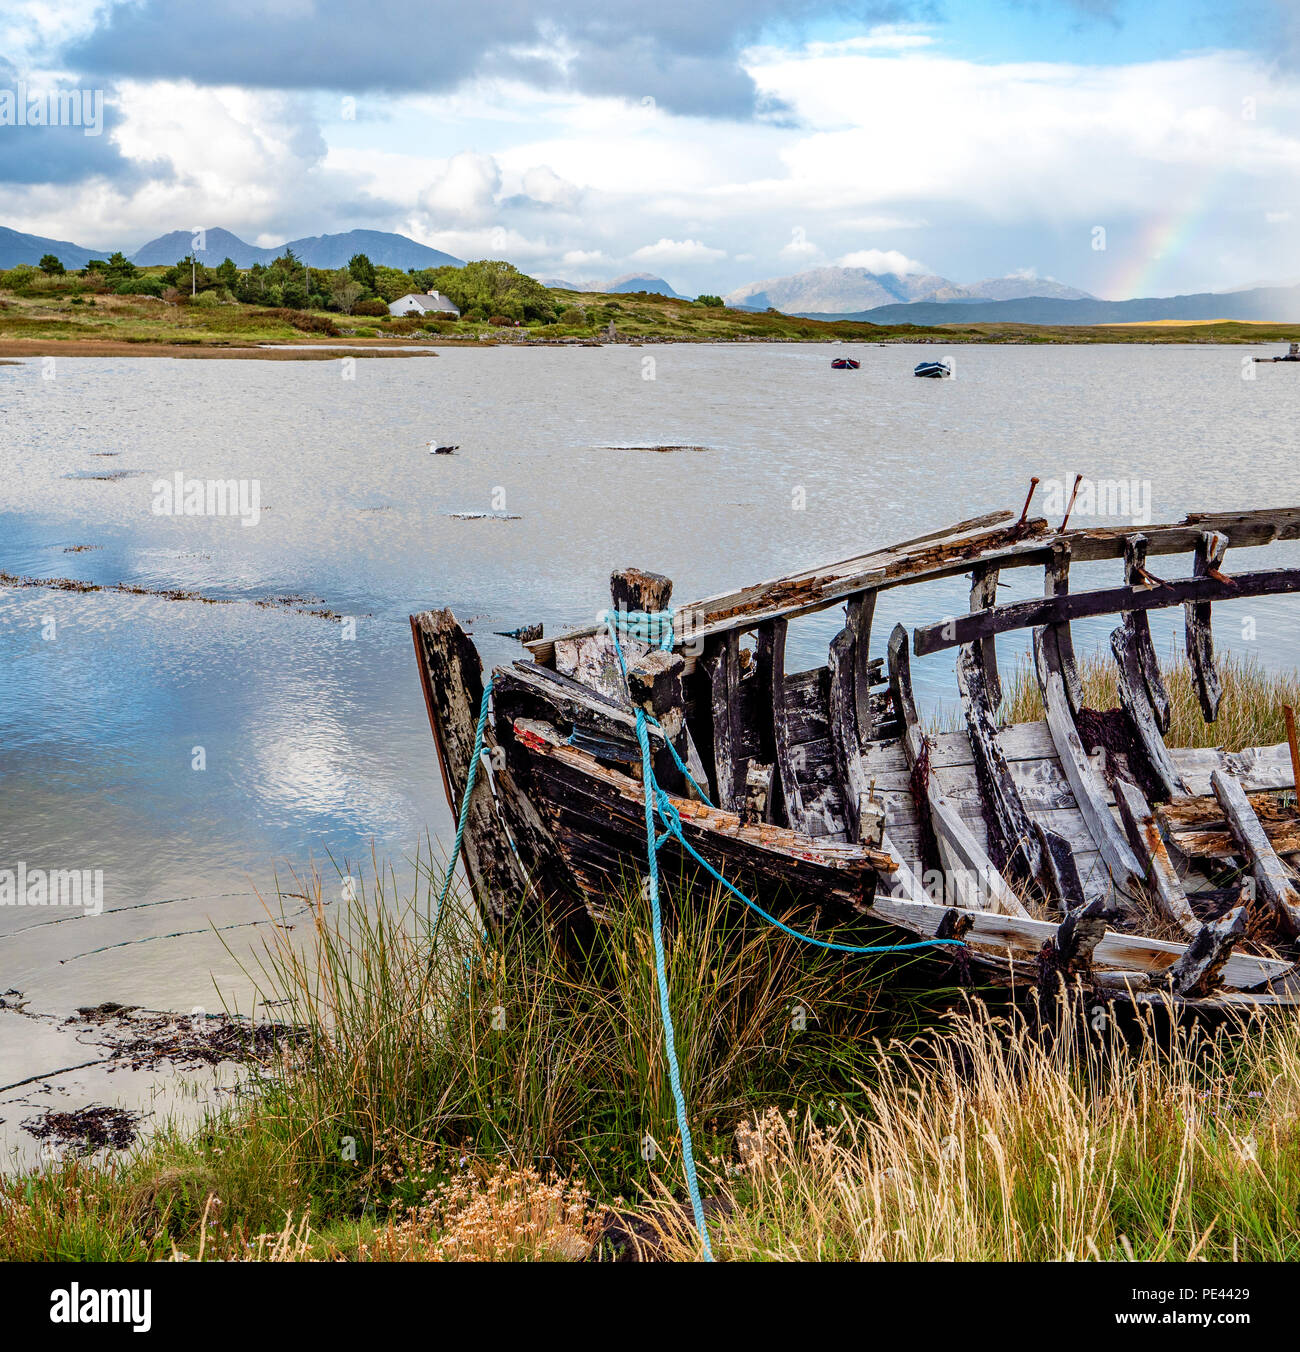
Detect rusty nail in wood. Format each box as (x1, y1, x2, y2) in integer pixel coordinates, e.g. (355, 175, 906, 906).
(1060, 473, 1083, 532)
(1017, 476, 1040, 527)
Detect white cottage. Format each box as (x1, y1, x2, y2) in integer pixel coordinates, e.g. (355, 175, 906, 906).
(388, 289, 460, 318)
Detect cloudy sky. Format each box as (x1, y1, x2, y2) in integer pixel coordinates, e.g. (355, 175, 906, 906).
(3, 0, 1298, 297)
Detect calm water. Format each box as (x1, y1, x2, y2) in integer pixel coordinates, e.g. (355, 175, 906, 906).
(2, 340, 1299, 1032)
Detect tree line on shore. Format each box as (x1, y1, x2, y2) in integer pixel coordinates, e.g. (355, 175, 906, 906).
(4, 250, 727, 327)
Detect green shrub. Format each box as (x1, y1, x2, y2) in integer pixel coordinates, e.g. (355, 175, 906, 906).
(115, 276, 165, 297)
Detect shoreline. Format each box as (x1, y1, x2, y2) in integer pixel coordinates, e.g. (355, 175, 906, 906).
(0, 339, 436, 359)
(0, 329, 1298, 358)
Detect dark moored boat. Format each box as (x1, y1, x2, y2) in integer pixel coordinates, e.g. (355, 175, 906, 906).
(914, 359, 951, 378)
(412, 501, 1300, 1012)
(831, 358, 860, 370)
(1254, 342, 1300, 364)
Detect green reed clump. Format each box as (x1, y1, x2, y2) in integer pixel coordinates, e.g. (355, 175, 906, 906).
(241, 850, 928, 1218)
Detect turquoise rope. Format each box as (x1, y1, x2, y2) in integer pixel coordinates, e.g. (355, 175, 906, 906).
(632, 705, 714, 1261)
(598, 607, 713, 1258)
(436, 674, 495, 920)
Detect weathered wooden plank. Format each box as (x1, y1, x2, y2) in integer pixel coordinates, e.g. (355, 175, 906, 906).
(865, 891, 1293, 993)
(1113, 778, 1201, 937)
(914, 566, 1300, 657)
(757, 618, 801, 831)
(1033, 623, 1144, 897)
(844, 593, 878, 741)
(956, 638, 1047, 886)
(411, 610, 535, 926)
(828, 625, 873, 845)
(969, 562, 1002, 708)
(1122, 534, 1172, 732)
(1160, 787, 1300, 863)
(1185, 531, 1228, 723)
(781, 667, 833, 744)
(889, 624, 1030, 917)
(1211, 769, 1300, 936)
(699, 630, 743, 810)
(1044, 541, 1085, 715)
(1110, 623, 1187, 801)
(527, 506, 1300, 665)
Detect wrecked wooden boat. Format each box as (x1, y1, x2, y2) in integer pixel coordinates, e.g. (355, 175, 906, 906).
(411, 500, 1300, 1011)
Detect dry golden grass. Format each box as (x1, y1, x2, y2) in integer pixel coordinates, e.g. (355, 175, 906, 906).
(638, 1000, 1300, 1262)
(999, 650, 1300, 751)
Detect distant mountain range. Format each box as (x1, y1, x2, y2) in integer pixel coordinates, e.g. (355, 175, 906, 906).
(725, 266, 1093, 314)
(0, 224, 462, 271)
(6, 222, 1300, 323)
(0, 225, 117, 269)
(814, 284, 1300, 325)
(540, 272, 686, 299)
(130, 227, 463, 270)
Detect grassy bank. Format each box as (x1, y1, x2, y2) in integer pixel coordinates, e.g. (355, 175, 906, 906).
(1, 276, 1297, 350)
(4, 653, 1299, 1261)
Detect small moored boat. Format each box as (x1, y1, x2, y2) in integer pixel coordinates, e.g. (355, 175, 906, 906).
(831, 358, 860, 370)
(914, 359, 951, 378)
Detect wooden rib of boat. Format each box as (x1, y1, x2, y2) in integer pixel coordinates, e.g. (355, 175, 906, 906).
(411, 500, 1300, 1011)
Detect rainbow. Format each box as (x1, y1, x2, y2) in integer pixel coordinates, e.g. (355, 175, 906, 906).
(1103, 176, 1218, 300)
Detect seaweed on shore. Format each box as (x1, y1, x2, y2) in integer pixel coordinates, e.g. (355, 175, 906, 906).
(0, 570, 352, 621)
(21, 1104, 144, 1155)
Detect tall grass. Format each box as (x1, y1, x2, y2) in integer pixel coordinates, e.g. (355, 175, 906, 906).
(997, 649, 1300, 751)
(246, 856, 917, 1207)
(640, 999, 1300, 1261)
(10, 859, 1300, 1260)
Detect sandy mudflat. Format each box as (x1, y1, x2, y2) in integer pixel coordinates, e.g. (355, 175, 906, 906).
(0, 339, 436, 359)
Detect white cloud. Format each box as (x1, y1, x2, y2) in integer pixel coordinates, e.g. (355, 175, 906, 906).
(630, 237, 725, 264)
(780, 228, 819, 258)
(418, 150, 501, 224)
(11, 29, 1300, 297)
(517, 164, 581, 208)
(837, 248, 927, 274)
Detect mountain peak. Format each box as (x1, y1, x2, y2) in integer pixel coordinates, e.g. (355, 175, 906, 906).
(128, 227, 463, 270)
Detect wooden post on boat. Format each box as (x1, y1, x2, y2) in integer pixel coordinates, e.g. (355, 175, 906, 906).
(610, 567, 673, 618)
(1110, 623, 1187, 800)
(1121, 535, 1172, 732)
(627, 647, 691, 796)
(1186, 532, 1229, 722)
